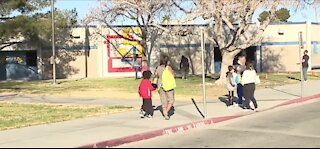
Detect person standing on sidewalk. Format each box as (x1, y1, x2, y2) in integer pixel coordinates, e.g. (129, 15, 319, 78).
(226, 65, 237, 107)
(138, 70, 157, 118)
(302, 50, 309, 82)
(235, 55, 246, 106)
(241, 62, 258, 111)
(180, 55, 190, 80)
(153, 54, 176, 120)
(133, 54, 141, 80)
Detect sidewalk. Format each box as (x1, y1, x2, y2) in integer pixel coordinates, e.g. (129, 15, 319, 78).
(0, 81, 319, 148)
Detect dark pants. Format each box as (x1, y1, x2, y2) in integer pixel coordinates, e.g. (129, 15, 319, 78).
(237, 84, 243, 104)
(228, 91, 234, 106)
(134, 66, 139, 79)
(243, 83, 258, 109)
(181, 67, 189, 79)
(303, 67, 308, 81)
(142, 98, 153, 116)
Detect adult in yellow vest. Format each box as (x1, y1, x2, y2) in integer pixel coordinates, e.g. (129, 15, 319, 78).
(153, 54, 176, 120)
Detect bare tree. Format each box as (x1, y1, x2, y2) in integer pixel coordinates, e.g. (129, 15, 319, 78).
(173, 0, 285, 84)
(174, 0, 318, 84)
(86, 0, 175, 68)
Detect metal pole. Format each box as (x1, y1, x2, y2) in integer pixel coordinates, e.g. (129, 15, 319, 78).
(298, 32, 304, 97)
(201, 28, 207, 118)
(315, 0, 318, 23)
(51, 0, 56, 84)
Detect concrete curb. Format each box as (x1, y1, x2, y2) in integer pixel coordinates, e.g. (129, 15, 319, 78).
(79, 94, 320, 148)
(79, 116, 242, 148)
(274, 93, 320, 107)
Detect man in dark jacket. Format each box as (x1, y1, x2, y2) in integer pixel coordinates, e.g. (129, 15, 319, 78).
(180, 55, 190, 80)
(302, 50, 309, 82)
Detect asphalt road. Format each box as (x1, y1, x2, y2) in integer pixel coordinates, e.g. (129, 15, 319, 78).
(119, 100, 320, 148)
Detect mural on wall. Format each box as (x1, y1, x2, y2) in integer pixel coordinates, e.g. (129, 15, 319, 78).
(107, 28, 143, 72)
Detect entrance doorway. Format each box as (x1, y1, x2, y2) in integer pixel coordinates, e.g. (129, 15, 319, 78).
(213, 46, 259, 73)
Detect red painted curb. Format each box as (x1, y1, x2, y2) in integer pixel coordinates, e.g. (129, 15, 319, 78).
(274, 93, 320, 108)
(78, 115, 242, 148)
(79, 93, 320, 148)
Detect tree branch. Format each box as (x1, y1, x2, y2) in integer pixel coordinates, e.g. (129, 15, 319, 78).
(0, 41, 23, 50)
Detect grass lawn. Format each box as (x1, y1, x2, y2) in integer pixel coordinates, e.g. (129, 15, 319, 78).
(0, 72, 318, 130)
(0, 103, 134, 130)
(257, 72, 320, 88)
(0, 76, 216, 99)
(0, 72, 319, 100)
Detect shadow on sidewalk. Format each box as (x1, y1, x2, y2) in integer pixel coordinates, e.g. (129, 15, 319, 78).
(154, 106, 175, 117)
(219, 96, 238, 107)
(219, 96, 229, 107)
(270, 87, 301, 98)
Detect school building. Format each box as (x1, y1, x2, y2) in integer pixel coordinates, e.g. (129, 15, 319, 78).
(0, 21, 319, 80)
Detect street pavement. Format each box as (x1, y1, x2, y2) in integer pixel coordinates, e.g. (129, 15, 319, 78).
(0, 80, 319, 147)
(119, 99, 320, 148)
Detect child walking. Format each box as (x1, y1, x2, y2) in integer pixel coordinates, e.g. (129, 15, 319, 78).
(138, 70, 157, 118)
(226, 65, 237, 107)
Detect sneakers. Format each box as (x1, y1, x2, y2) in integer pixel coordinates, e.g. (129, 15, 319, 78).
(146, 115, 153, 119)
(242, 108, 254, 112)
(139, 109, 154, 119)
(139, 110, 145, 118)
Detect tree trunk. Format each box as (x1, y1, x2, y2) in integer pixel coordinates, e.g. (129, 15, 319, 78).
(141, 38, 149, 66)
(147, 48, 152, 69)
(215, 50, 241, 85)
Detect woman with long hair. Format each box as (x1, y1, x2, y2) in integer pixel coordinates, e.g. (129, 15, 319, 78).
(153, 54, 176, 120)
(241, 62, 258, 111)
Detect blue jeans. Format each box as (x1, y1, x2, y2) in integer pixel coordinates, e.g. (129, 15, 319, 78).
(237, 84, 243, 104)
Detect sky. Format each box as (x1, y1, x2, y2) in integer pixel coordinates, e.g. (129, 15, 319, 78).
(54, 0, 320, 24)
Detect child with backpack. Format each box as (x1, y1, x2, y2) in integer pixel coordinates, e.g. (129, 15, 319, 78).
(226, 65, 237, 107)
(138, 70, 157, 118)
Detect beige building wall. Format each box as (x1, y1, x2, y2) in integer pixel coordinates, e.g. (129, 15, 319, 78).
(311, 24, 320, 68)
(261, 46, 301, 72)
(39, 22, 320, 79)
(41, 26, 101, 80)
(262, 23, 307, 43)
(260, 22, 319, 72)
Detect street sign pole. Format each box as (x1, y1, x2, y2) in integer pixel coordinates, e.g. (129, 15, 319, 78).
(201, 28, 207, 118)
(298, 32, 304, 97)
(51, 0, 56, 85)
